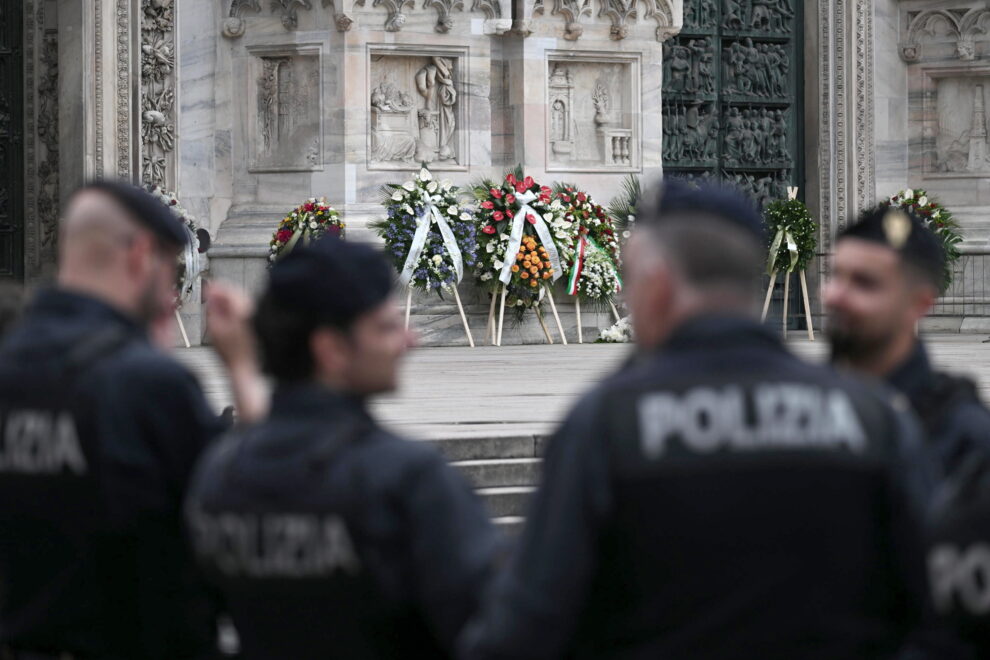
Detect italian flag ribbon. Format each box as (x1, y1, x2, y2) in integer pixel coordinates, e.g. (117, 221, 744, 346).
(567, 235, 622, 296)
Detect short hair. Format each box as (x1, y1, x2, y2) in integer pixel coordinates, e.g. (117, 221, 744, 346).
(252, 291, 319, 382)
(636, 179, 766, 298)
(639, 215, 765, 298)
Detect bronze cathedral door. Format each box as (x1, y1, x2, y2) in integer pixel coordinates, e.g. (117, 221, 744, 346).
(0, 0, 24, 280)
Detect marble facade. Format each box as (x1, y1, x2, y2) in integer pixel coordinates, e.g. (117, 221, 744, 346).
(19, 1, 990, 341)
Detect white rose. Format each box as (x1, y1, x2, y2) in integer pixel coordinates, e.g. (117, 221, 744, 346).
(918, 196, 929, 207)
(903, 188, 914, 200)
(448, 206, 459, 216)
(391, 191, 404, 202)
(403, 181, 416, 192)
(432, 254, 443, 264)
(419, 167, 432, 181)
(486, 242, 496, 253)
(310, 222, 317, 230)
(426, 181, 438, 193)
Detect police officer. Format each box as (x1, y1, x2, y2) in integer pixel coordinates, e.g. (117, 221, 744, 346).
(185, 236, 499, 660)
(0, 181, 264, 659)
(824, 206, 990, 480)
(458, 180, 934, 659)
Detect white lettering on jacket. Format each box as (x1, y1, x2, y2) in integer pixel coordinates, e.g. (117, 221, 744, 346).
(930, 543, 990, 615)
(0, 409, 86, 474)
(189, 509, 362, 579)
(637, 384, 867, 459)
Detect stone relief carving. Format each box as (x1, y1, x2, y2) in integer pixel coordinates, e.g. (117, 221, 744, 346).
(141, 0, 177, 189)
(369, 54, 461, 169)
(471, 0, 502, 18)
(599, 0, 675, 41)
(723, 106, 791, 167)
(424, 0, 465, 32)
(360, 0, 415, 31)
(548, 64, 576, 159)
(900, 7, 990, 63)
(552, 0, 591, 40)
(252, 53, 323, 171)
(662, 37, 714, 96)
(117, 0, 133, 180)
(934, 79, 990, 174)
(722, 0, 794, 33)
(662, 101, 718, 163)
(272, 0, 313, 29)
(723, 39, 789, 98)
(223, 0, 262, 37)
(322, 0, 356, 31)
(547, 59, 637, 170)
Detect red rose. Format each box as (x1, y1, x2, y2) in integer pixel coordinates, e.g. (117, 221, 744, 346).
(506, 173, 517, 185)
(493, 211, 505, 221)
(577, 192, 587, 203)
(562, 195, 571, 203)
(482, 225, 496, 234)
(276, 229, 293, 243)
(481, 200, 495, 210)
(491, 188, 503, 199)
(304, 203, 315, 212)
(506, 194, 516, 205)
(523, 176, 534, 189)
(526, 213, 536, 225)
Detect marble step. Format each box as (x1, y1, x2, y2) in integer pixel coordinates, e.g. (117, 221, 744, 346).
(477, 486, 537, 519)
(425, 435, 546, 461)
(452, 457, 542, 489)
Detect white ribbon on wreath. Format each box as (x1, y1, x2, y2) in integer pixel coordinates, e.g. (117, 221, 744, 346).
(398, 203, 464, 289)
(498, 190, 563, 286)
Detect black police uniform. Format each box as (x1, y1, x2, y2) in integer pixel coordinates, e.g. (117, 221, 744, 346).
(926, 451, 990, 659)
(186, 383, 499, 660)
(459, 315, 935, 660)
(0, 288, 224, 659)
(886, 341, 990, 480)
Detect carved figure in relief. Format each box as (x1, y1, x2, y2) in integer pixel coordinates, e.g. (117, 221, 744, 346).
(258, 59, 283, 152)
(668, 46, 691, 93)
(369, 80, 417, 164)
(723, 0, 743, 30)
(414, 57, 457, 163)
(750, 0, 772, 31)
(699, 0, 716, 26)
(592, 81, 611, 128)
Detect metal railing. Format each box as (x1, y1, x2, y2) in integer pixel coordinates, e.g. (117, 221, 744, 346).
(931, 245, 990, 318)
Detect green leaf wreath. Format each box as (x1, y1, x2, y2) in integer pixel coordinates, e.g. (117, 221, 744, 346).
(607, 174, 641, 236)
(881, 189, 962, 291)
(763, 198, 818, 276)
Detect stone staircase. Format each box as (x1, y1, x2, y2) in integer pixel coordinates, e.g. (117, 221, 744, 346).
(423, 434, 548, 529)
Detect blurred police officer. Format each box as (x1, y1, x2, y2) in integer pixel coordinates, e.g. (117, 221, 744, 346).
(0, 181, 263, 660)
(824, 206, 990, 480)
(185, 236, 499, 660)
(458, 180, 933, 660)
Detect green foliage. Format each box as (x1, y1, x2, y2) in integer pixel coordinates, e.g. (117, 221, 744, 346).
(882, 189, 962, 292)
(763, 198, 818, 275)
(607, 175, 641, 232)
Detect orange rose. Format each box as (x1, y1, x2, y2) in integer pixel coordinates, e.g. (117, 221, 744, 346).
(511, 265, 520, 273)
(530, 280, 538, 287)
(542, 272, 551, 279)
(521, 271, 529, 279)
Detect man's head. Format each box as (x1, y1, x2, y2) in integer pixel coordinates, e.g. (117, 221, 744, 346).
(824, 205, 944, 374)
(254, 237, 413, 396)
(625, 179, 767, 350)
(58, 181, 189, 326)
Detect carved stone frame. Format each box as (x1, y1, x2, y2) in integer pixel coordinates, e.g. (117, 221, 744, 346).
(911, 63, 990, 181)
(544, 50, 642, 174)
(245, 42, 325, 173)
(365, 43, 470, 172)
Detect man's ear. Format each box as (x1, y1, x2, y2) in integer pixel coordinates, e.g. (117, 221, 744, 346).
(310, 327, 350, 382)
